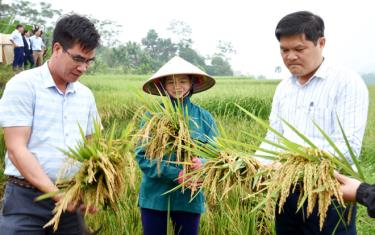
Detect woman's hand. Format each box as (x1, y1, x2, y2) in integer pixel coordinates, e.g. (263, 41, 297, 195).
(334, 171, 362, 202)
(190, 157, 203, 171)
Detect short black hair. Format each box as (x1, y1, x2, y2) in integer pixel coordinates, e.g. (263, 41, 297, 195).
(275, 11, 324, 45)
(52, 14, 100, 52)
(16, 24, 23, 29)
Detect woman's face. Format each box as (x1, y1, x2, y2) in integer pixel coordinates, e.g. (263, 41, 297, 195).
(164, 75, 192, 99)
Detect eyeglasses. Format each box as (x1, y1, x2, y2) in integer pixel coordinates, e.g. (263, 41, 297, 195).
(63, 48, 95, 66)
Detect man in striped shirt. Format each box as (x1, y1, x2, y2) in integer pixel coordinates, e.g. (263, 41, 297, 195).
(0, 14, 100, 234)
(259, 11, 369, 234)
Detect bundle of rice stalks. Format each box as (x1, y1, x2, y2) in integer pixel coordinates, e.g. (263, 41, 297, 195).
(167, 138, 271, 205)
(236, 104, 365, 230)
(136, 93, 194, 175)
(38, 121, 136, 231)
(266, 147, 344, 229)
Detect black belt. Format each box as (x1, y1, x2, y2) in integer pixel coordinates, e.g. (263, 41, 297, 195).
(8, 176, 36, 189)
(7, 176, 72, 190)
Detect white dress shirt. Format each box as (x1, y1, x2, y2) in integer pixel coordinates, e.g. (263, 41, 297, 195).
(0, 62, 100, 181)
(10, 30, 24, 47)
(30, 35, 45, 51)
(256, 59, 369, 164)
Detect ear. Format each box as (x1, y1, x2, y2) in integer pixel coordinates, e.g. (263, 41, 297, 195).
(318, 37, 326, 49)
(52, 42, 63, 55)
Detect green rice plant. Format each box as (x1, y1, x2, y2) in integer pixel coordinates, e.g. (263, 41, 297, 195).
(0, 64, 16, 95)
(236, 104, 365, 230)
(37, 120, 136, 231)
(135, 92, 194, 177)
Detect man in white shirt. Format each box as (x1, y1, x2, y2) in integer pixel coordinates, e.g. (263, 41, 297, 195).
(10, 24, 25, 70)
(259, 11, 369, 234)
(0, 14, 100, 234)
(30, 29, 46, 67)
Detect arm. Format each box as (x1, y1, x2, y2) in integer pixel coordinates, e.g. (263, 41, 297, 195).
(10, 31, 17, 47)
(4, 127, 58, 195)
(0, 77, 58, 200)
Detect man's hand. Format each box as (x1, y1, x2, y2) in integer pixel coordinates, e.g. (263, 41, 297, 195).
(52, 194, 98, 214)
(79, 204, 99, 214)
(334, 171, 361, 202)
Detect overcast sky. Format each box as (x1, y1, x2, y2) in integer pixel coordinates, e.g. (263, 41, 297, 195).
(9, 0, 375, 77)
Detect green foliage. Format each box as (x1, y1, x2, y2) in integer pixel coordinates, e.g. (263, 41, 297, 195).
(92, 24, 234, 75)
(206, 56, 234, 76)
(0, 64, 15, 95)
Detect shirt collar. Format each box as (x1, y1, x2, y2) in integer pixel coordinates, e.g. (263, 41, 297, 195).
(42, 61, 76, 94)
(290, 58, 328, 86)
(312, 58, 329, 80)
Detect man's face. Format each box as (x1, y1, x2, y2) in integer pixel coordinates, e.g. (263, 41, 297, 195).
(279, 34, 325, 81)
(165, 75, 192, 99)
(53, 43, 96, 84)
(18, 27, 24, 33)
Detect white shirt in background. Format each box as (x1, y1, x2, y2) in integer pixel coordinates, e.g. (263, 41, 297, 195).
(30, 36, 45, 51)
(10, 30, 24, 47)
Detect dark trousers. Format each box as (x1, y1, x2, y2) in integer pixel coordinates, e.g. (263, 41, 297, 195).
(24, 52, 34, 69)
(0, 182, 83, 235)
(275, 190, 357, 235)
(12, 47, 24, 69)
(141, 208, 201, 235)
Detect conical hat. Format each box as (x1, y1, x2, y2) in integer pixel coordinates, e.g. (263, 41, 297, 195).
(143, 56, 215, 95)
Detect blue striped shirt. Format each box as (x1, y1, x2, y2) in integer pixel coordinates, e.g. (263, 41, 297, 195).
(257, 60, 369, 164)
(0, 62, 99, 181)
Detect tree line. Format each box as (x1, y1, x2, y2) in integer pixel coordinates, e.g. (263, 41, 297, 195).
(0, 0, 235, 75)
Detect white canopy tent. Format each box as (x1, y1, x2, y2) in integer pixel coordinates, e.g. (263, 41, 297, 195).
(0, 33, 14, 64)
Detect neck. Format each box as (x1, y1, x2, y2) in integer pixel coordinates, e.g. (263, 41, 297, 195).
(48, 60, 68, 93)
(298, 57, 324, 85)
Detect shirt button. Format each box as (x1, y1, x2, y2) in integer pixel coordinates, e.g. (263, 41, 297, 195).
(65, 133, 69, 137)
(64, 115, 67, 119)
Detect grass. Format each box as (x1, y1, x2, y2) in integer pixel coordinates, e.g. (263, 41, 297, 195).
(0, 73, 374, 234)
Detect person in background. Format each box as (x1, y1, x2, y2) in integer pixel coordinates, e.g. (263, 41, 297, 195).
(22, 29, 34, 69)
(10, 24, 25, 71)
(30, 28, 46, 67)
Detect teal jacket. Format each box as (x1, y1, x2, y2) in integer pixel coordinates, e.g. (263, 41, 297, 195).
(135, 96, 218, 214)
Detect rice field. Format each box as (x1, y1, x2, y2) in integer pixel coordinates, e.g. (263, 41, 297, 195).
(0, 74, 374, 234)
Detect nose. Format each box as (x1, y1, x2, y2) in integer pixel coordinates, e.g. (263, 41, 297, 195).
(285, 51, 298, 61)
(76, 63, 88, 72)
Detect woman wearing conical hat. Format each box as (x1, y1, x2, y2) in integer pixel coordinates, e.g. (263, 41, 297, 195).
(136, 56, 218, 235)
